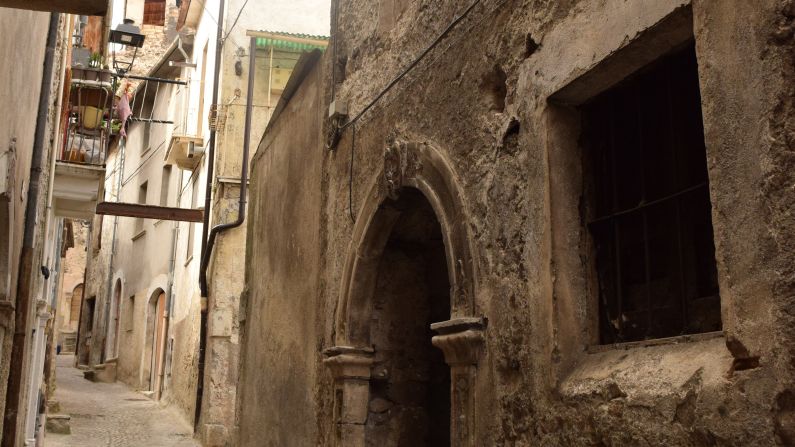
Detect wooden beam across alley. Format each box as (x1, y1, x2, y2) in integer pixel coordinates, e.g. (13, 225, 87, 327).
(95, 202, 204, 222)
(0, 0, 108, 16)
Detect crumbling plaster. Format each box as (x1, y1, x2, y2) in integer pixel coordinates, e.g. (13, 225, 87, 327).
(237, 0, 795, 445)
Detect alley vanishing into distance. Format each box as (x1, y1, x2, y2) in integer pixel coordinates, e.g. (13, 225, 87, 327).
(46, 356, 198, 447)
(1, 0, 795, 446)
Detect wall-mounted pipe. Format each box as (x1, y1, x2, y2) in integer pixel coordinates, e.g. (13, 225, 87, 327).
(193, 0, 224, 431)
(195, 35, 254, 439)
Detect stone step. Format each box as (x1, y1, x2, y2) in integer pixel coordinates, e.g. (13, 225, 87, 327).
(45, 414, 71, 434)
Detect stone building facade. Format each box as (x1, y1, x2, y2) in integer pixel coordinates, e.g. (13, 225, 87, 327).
(54, 220, 89, 355)
(79, 1, 330, 445)
(237, 0, 795, 445)
(0, 8, 76, 445)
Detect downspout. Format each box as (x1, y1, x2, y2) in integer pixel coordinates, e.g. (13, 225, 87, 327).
(194, 34, 254, 430)
(198, 0, 225, 295)
(194, 0, 225, 430)
(2, 13, 60, 447)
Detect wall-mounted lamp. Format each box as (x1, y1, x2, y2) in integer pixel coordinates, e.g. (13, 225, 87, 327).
(109, 19, 145, 74)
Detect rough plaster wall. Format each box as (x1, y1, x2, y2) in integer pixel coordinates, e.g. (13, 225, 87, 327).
(56, 222, 89, 338)
(692, 1, 795, 442)
(0, 9, 50, 433)
(237, 62, 326, 447)
(239, 0, 795, 445)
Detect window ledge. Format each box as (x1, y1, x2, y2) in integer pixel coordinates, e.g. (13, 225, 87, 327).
(132, 229, 146, 241)
(560, 334, 732, 402)
(154, 219, 166, 227)
(587, 331, 723, 354)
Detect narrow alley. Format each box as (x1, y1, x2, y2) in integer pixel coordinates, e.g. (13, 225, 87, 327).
(1, 0, 794, 446)
(45, 355, 197, 447)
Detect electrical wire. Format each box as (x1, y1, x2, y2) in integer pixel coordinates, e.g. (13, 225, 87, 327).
(348, 122, 356, 222)
(194, 0, 243, 51)
(121, 139, 167, 186)
(223, 0, 248, 43)
(339, 0, 485, 132)
(343, 0, 507, 223)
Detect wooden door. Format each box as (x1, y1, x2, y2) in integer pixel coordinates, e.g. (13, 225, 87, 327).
(152, 292, 166, 398)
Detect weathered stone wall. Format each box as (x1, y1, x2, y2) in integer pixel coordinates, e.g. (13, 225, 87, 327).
(0, 11, 52, 436)
(0, 9, 71, 444)
(238, 0, 795, 445)
(236, 56, 327, 447)
(54, 221, 88, 351)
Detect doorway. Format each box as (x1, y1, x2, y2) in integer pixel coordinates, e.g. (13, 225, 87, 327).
(106, 279, 121, 359)
(79, 296, 95, 366)
(146, 290, 167, 399)
(365, 189, 451, 447)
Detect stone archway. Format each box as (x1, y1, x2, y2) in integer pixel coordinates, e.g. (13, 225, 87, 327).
(325, 136, 484, 447)
(143, 289, 167, 398)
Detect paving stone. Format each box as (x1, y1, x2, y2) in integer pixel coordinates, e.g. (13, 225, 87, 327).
(45, 355, 199, 447)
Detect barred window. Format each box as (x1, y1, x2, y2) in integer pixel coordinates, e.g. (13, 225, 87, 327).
(583, 43, 721, 344)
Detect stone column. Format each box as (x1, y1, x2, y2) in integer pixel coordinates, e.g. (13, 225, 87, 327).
(431, 317, 485, 447)
(323, 346, 374, 447)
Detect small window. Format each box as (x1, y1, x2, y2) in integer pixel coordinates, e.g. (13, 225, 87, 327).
(142, 0, 166, 26)
(160, 166, 172, 207)
(136, 181, 148, 233)
(582, 43, 720, 344)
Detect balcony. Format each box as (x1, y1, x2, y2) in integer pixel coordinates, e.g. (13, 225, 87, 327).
(52, 68, 114, 219)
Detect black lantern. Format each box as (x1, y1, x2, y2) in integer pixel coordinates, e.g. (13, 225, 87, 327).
(109, 19, 145, 74)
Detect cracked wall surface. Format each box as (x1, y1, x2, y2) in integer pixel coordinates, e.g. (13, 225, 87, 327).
(237, 0, 795, 445)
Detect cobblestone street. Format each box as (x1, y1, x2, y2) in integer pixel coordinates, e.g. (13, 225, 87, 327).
(45, 355, 199, 447)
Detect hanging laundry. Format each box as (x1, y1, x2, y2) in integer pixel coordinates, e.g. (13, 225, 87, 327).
(116, 81, 132, 138)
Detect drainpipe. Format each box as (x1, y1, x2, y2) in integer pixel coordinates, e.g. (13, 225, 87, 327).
(194, 34, 254, 431)
(2, 13, 61, 447)
(194, 0, 225, 430)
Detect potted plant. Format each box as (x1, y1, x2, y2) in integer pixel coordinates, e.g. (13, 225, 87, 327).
(99, 64, 112, 84)
(89, 52, 102, 68)
(71, 66, 85, 82)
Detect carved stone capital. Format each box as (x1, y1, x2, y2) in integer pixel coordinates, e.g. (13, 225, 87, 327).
(323, 346, 374, 380)
(431, 318, 485, 366)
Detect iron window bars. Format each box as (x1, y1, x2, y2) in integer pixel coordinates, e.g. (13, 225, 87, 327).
(583, 43, 721, 344)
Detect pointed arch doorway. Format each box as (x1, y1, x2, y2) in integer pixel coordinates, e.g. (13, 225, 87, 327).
(325, 137, 485, 447)
(144, 289, 168, 399)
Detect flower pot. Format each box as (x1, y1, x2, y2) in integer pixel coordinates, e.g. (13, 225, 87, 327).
(98, 70, 113, 84)
(79, 106, 105, 130)
(71, 67, 85, 81)
(84, 68, 100, 82)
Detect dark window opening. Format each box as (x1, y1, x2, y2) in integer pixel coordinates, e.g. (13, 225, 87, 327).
(143, 0, 166, 26)
(582, 43, 721, 344)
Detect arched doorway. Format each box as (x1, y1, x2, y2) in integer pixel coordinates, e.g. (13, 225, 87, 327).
(144, 289, 167, 399)
(365, 189, 451, 445)
(105, 279, 121, 359)
(69, 284, 84, 329)
(325, 138, 485, 447)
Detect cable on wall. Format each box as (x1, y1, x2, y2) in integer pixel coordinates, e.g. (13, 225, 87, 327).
(342, 0, 508, 223)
